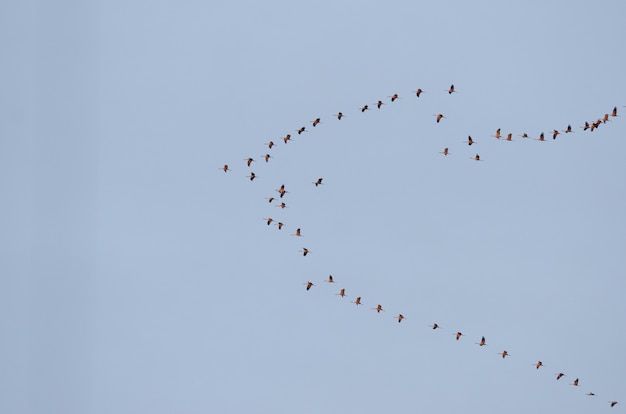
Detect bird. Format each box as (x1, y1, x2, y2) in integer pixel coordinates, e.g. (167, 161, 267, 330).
(492, 128, 501, 139)
(440, 147, 449, 156)
(395, 314, 405, 323)
(535, 361, 543, 369)
(245, 157, 255, 167)
(503, 133, 513, 141)
(372, 304, 385, 313)
(535, 132, 545, 141)
(313, 178, 323, 187)
(571, 378, 579, 387)
(556, 373, 565, 380)
(414, 88, 424, 97)
(610, 401, 618, 407)
(262, 153, 272, 163)
(361, 105, 370, 112)
(276, 184, 288, 198)
(581, 121, 590, 131)
(351, 296, 362, 305)
(299, 248, 310, 256)
(336, 288, 347, 297)
(602, 113, 610, 123)
(519, 133, 529, 139)
(476, 336, 487, 346)
(465, 136, 474, 145)
(430, 323, 439, 330)
(265, 140, 275, 149)
(264, 217, 273, 225)
(325, 275, 334, 283)
(471, 154, 481, 161)
(221, 164, 230, 172)
(389, 93, 399, 102)
(311, 118, 321, 127)
(552, 129, 560, 140)
(283, 134, 292, 144)
(611, 106, 618, 117)
(454, 332, 463, 340)
(447, 84, 456, 94)
(275, 222, 284, 230)
(563, 124, 574, 133)
(305, 281, 314, 291)
(247, 172, 256, 181)
(586, 392, 596, 396)
(297, 126, 306, 135)
(276, 202, 287, 209)
(265, 196, 275, 203)
(291, 228, 302, 237)
(435, 113, 446, 123)
(334, 112, 344, 120)
(499, 350, 509, 359)
(376, 100, 384, 109)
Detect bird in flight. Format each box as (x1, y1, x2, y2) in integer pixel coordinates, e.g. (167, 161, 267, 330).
(275, 222, 284, 230)
(465, 136, 474, 145)
(610, 401, 618, 407)
(297, 127, 306, 135)
(245, 157, 255, 167)
(556, 373, 565, 380)
(376, 100, 384, 109)
(389, 93, 399, 102)
(534, 361, 543, 369)
(440, 147, 449, 156)
(304, 281, 315, 291)
(299, 248, 310, 256)
(471, 154, 481, 161)
(372, 304, 385, 313)
(311, 118, 321, 127)
(563, 125, 574, 133)
(313, 178, 323, 187)
(276, 184, 288, 198)
(221, 164, 230, 172)
(263, 153, 272, 163)
(519, 133, 529, 139)
(430, 323, 440, 330)
(435, 113, 446, 123)
(282, 134, 292, 144)
(571, 378, 579, 387)
(291, 228, 302, 237)
(499, 350, 509, 359)
(265, 140, 275, 149)
(414, 88, 424, 97)
(535, 132, 545, 141)
(361, 105, 370, 112)
(395, 314, 405, 323)
(351, 296, 362, 305)
(265, 196, 275, 203)
(454, 332, 463, 340)
(247, 172, 256, 181)
(334, 112, 344, 120)
(492, 128, 501, 139)
(503, 133, 513, 141)
(264, 217, 274, 225)
(476, 336, 487, 346)
(325, 275, 334, 283)
(552, 129, 560, 140)
(447, 84, 456, 94)
(336, 288, 347, 297)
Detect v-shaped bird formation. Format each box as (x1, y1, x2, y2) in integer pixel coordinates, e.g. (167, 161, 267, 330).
(221, 84, 622, 408)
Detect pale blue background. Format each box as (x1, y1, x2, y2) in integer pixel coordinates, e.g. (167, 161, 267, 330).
(1, 1, 625, 413)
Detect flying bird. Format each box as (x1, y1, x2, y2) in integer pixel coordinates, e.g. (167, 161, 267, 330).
(291, 228, 302, 237)
(325, 275, 334, 283)
(297, 127, 306, 135)
(313, 178, 323, 187)
(376, 100, 384, 109)
(276, 202, 287, 209)
(430, 323, 439, 330)
(552, 129, 560, 140)
(435, 113, 446, 123)
(334, 112, 344, 120)
(587, 392, 596, 396)
(414, 88, 424, 97)
(492, 128, 501, 139)
(361, 105, 370, 112)
(336, 288, 347, 297)
(503, 133, 513, 141)
(262, 153, 272, 163)
(389, 93, 399, 102)
(581, 122, 590, 131)
(610, 401, 618, 407)
(519, 133, 529, 139)
(247, 172, 256, 181)
(571, 378, 579, 386)
(454, 332, 463, 340)
(221, 164, 230, 172)
(465, 136, 474, 145)
(563, 125, 574, 133)
(265, 196, 275, 203)
(275, 222, 284, 230)
(556, 373, 565, 380)
(245, 157, 255, 167)
(499, 350, 509, 359)
(447, 84, 456, 94)
(304, 281, 314, 291)
(471, 154, 481, 161)
(535, 361, 543, 369)
(311, 118, 321, 127)
(440, 147, 449, 156)
(276, 184, 288, 198)
(265, 141, 275, 149)
(476, 336, 487, 346)
(535, 132, 545, 141)
(351, 296, 362, 305)
(283, 134, 292, 144)
(611, 106, 618, 117)
(372, 304, 385, 313)
(299, 248, 310, 256)
(395, 314, 405, 323)
(264, 217, 274, 225)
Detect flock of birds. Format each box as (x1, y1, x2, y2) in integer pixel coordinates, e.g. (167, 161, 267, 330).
(220, 84, 622, 408)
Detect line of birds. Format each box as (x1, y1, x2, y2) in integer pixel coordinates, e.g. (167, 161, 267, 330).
(220, 83, 622, 408)
(301, 273, 619, 407)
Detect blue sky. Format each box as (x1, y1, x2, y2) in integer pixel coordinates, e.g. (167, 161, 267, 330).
(1, 1, 625, 413)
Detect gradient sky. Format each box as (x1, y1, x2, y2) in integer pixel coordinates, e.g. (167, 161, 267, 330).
(2, 1, 626, 413)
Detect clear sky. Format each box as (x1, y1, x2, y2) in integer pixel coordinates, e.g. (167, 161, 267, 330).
(1, 1, 625, 413)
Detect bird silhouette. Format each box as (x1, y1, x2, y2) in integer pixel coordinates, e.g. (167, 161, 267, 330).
(414, 88, 424, 97)
(471, 154, 481, 161)
(247, 172, 256, 181)
(361, 105, 370, 112)
(430, 323, 440, 330)
(571, 378, 579, 386)
(440, 147, 449, 156)
(535, 132, 545, 141)
(264, 217, 273, 225)
(291, 228, 302, 237)
(275, 222, 284, 230)
(492, 128, 501, 139)
(376, 100, 384, 109)
(395, 314, 405, 323)
(389, 93, 399, 102)
(325, 275, 334, 283)
(299, 248, 310, 256)
(447, 84, 456, 94)
(245, 157, 255, 167)
(336, 288, 347, 297)
(265, 141, 275, 149)
(476, 336, 487, 346)
(305, 281, 314, 291)
(311, 118, 321, 127)
(556, 373, 565, 380)
(454, 332, 463, 340)
(372, 304, 385, 313)
(435, 113, 446, 123)
(262, 153, 272, 163)
(221, 164, 230, 172)
(297, 127, 306, 135)
(351, 296, 362, 305)
(610, 401, 618, 407)
(313, 178, 323, 187)
(535, 361, 543, 369)
(499, 350, 509, 359)
(465, 136, 474, 145)
(334, 112, 344, 120)
(283, 134, 292, 144)
(563, 125, 574, 133)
